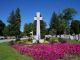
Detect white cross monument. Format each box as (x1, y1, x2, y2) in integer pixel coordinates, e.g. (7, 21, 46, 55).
(34, 12, 42, 42)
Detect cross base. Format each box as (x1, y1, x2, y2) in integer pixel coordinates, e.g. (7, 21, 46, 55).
(32, 39, 44, 43)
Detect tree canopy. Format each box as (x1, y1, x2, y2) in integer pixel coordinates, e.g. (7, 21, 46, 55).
(0, 20, 5, 36)
(0, 7, 80, 37)
(70, 20, 80, 34)
(7, 8, 21, 36)
(24, 23, 33, 36)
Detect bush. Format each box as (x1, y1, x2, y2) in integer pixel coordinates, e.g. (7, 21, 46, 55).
(49, 38, 58, 44)
(58, 38, 67, 43)
(15, 38, 21, 42)
(9, 40, 15, 45)
(45, 37, 50, 41)
(28, 38, 32, 42)
(67, 39, 80, 43)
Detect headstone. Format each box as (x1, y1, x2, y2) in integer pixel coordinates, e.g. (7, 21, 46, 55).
(52, 35, 56, 38)
(39, 39, 44, 43)
(65, 35, 70, 39)
(70, 35, 74, 40)
(57, 35, 60, 38)
(75, 35, 78, 40)
(0, 36, 5, 39)
(32, 39, 37, 43)
(61, 35, 65, 38)
(45, 35, 52, 38)
(79, 34, 80, 40)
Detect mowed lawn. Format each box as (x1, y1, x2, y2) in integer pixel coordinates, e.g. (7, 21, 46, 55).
(0, 43, 33, 60)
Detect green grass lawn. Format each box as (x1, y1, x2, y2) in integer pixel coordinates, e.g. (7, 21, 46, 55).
(0, 43, 33, 60)
(67, 39, 80, 43)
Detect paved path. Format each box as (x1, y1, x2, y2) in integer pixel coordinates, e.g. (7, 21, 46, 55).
(0, 39, 16, 43)
(0, 38, 27, 43)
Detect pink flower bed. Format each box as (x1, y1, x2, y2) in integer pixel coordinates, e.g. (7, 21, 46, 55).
(11, 43, 80, 60)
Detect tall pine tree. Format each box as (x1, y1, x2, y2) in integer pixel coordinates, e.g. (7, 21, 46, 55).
(0, 20, 5, 36)
(7, 11, 15, 36)
(58, 13, 66, 34)
(8, 8, 21, 36)
(70, 20, 80, 34)
(24, 23, 33, 36)
(63, 8, 76, 34)
(3, 25, 9, 36)
(40, 20, 46, 38)
(49, 12, 59, 35)
(15, 8, 21, 36)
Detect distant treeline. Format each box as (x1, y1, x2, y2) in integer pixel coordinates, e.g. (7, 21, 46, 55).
(0, 8, 80, 39)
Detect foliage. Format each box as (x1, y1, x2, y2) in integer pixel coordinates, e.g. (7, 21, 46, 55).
(3, 26, 9, 36)
(67, 39, 80, 43)
(7, 8, 21, 36)
(7, 11, 15, 36)
(33, 20, 36, 35)
(0, 7, 79, 37)
(9, 40, 15, 45)
(70, 20, 80, 34)
(0, 20, 5, 36)
(40, 20, 46, 38)
(49, 8, 77, 35)
(15, 38, 21, 42)
(49, 12, 59, 35)
(24, 23, 33, 36)
(45, 28, 50, 35)
(58, 13, 66, 34)
(28, 38, 32, 41)
(45, 37, 50, 41)
(63, 8, 76, 21)
(62, 8, 76, 34)
(49, 37, 58, 44)
(58, 38, 67, 43)
(15, 8, 21, 36)
(20, 32, 25, 36)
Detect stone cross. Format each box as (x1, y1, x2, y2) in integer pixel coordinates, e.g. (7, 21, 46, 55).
(34, 12, 42, 40)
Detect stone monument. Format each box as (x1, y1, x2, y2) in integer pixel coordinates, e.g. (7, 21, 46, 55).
(33, 12, 44, 43)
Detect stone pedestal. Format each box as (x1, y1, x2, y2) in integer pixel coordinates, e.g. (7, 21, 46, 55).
(39, 39, 44, 43)
(32, 39, 37, 43)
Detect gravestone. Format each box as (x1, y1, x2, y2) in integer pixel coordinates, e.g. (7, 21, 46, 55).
(70, 35, 74, 40)
(79, 34, 80, 40)
(61, 35, 65, 38)
(65, 35, 70, 39)
(52, 35, 56, 38)
(75, 35, 78, 40)
(57, 35, 60, 38)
